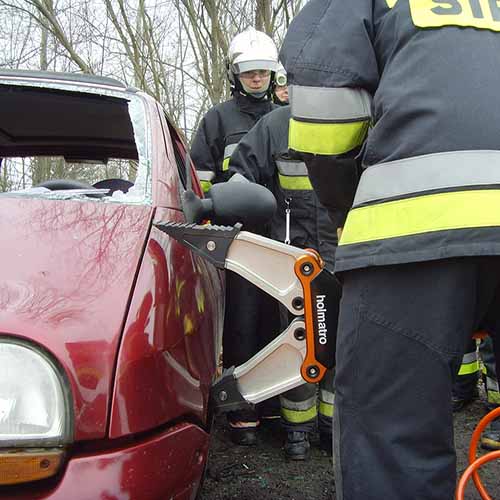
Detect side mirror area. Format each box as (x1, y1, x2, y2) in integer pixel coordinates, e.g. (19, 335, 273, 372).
(181, 182, 276, 227)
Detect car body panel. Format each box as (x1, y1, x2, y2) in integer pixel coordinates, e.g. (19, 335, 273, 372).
(8, 423, 209, 500)
(0, 71, 224, 499)
(0, 197, 152, 440)
(109, 207, 222, 437)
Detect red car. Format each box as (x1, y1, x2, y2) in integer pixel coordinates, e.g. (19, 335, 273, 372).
(0, 70, 225, 499)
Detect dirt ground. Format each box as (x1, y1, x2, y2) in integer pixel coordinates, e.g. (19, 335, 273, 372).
(199, 390, 499, 500)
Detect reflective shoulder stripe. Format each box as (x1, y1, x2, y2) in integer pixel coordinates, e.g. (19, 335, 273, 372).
(354, 151, 500, 207)
(276, 159, 312, 190)
(289, 118, 369, 156)
(290, 85, 372, 122)
(224, 143, 238, 159)
(222, 157, 230, 171)
(386, 0, 398, 7)
(341, 189, 500, 246)
(276, 160, 308, 176)
(278, 174, 312, 190)
(196, 170, 215, 182)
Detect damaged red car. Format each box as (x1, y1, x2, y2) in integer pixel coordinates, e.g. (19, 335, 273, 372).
(0, 70, 225, 499)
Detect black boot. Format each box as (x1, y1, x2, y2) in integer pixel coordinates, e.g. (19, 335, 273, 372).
(319, 431, 333, 456)
(284, 431, 310, 461)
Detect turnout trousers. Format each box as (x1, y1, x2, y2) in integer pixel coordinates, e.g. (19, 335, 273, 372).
(334, 257, 500, 500)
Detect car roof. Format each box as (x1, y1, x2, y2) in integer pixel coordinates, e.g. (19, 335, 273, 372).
(0, 69, 137, 94)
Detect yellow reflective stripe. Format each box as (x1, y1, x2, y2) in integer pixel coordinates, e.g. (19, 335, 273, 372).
(386, 0, 398, 6)
(200, 180, 212, 193)
(488, 390, 500, 405)
(281, 405, 317, 424)
(278, 173, 313, 190)
(319, 401, 334, 418)
(410, 0, 500, 33)
(222, 157, 230, 171)
(458, 361, 480, 376)
(289, 118, 369, 156)
(340, 189, 500, 246)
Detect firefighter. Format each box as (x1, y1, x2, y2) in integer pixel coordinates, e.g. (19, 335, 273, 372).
(229, 104, 344, 459)
(191, 27, 279, 192)
(191, 27, 280, 446)
(273, 63, 289, 106)
(453, 338, 500, 450)
(280, 1, 500, 499)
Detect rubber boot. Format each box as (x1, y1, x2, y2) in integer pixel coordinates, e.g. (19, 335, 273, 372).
(284, 431, 310, 461)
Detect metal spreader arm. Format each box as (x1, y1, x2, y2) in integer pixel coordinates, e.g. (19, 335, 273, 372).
(155, 221, 339, 413)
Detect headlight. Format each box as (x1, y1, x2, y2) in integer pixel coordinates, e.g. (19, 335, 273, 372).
(0, 338, 72, 448)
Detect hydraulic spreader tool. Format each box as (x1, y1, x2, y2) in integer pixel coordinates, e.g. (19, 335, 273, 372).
(156, 222, 340, 413)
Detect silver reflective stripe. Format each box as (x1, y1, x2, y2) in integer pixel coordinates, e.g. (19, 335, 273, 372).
(279, 394, 317, 411)
(224, 143, 238, 159)
(196, 170, 215, 182)
(319, 389, 335, 405)
(354, 150, 500, 207)
(276, 159, 308, 176)
(486, 376, 500, 392)
(462, 351, 478, 364)
(290, 85, 372, 122)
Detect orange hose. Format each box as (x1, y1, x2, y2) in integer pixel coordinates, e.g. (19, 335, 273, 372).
(456, 451, 500, 500)
(455, 406, 500, 500)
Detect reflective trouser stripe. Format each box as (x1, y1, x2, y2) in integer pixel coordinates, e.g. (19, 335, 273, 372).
(340, 189, 500, 246)
(458, 351, 479, 376)
(278, 173, 312, 190)
(319, 401, 334, 418)
(458, 360, 480, 376)
(281, 405, 317, 424)
(488, 391, 500, 405)
(289, 118, 369, 156)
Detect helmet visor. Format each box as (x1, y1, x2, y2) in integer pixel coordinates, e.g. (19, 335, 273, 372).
(232, 60, 278, 75)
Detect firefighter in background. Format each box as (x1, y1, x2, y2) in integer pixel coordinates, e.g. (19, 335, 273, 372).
(191, 27, 280, 446)
(453, 338, 500, 450)
(273, 63, 289, 106)
(281, 1, 500, 499)
(229, 103, 344, 460)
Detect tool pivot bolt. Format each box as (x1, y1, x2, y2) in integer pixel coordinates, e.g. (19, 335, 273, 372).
(292, 297, 304, 311)
(207, 241, 216, 251)
(301, 262, 313, 276)
(219, 390, 228, 401)
(307, 366, 319, 378)
(294, 328, 306, 341)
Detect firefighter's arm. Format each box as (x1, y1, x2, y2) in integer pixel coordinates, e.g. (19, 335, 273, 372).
(191, 111, 224, 192)
(228, 116, 274, 186)
(280, 0, 378, 226)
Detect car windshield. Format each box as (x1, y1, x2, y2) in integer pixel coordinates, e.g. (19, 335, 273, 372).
(0, 80, 151, 204)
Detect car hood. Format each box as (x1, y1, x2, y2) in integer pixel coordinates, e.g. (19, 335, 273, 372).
(0, 197, 153, 441)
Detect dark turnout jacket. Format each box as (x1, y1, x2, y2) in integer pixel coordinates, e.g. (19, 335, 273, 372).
(229, 105, 339, 269)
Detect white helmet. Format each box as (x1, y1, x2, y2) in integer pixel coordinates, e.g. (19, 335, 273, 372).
(227, 27, 279, 85)
(275, 62, 287, 87)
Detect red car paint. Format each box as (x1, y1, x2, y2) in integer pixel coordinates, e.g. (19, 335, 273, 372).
(0, 73, 223, 499)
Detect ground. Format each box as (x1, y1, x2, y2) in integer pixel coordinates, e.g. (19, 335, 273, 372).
(199, 394, 499, 500)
